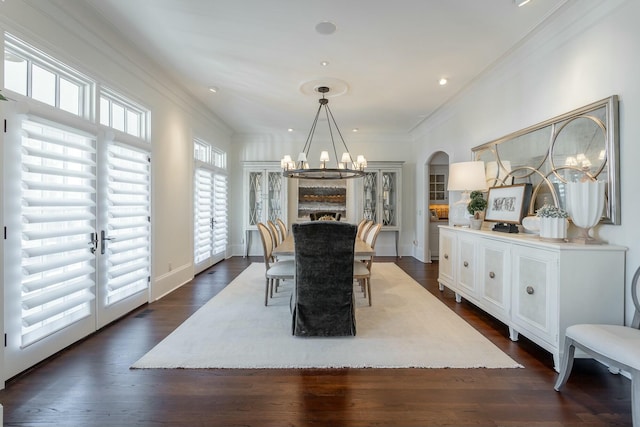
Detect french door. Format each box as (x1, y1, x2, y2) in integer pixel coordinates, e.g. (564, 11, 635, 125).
(194, 165, 228, 274)
(3, 113, 151, 379)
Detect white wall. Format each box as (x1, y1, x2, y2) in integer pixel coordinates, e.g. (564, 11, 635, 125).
(412, 0, 640, 324)
(0, 0, 232, 303)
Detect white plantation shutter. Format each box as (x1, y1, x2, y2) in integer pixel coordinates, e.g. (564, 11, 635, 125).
(213, 174, 228, 255)
(104, 142, 151, 305)
(194, 168, 214, 264)
(19, 118, 97, 346)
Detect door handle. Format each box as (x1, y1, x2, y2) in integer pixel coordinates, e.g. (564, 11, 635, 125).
(88, 232, 98, 254)
(101, 230, 115, 255)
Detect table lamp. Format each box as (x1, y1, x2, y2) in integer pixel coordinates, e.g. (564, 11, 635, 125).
(448, 161, 488, 226)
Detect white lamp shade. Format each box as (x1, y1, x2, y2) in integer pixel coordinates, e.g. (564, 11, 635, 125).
(341, 152, 351, 163)
(297, 152, 307, 162)
(566, 181, 605, 229)
(448, 161, 488, 192)
(320, 151, 330, 162)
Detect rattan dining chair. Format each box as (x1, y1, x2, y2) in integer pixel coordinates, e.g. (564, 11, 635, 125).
(257, 222, 294, 306)
(267, 220, 282, 247)
(276, 218, 288, 241)
(358, 220, 374, 240)
(353, 222, 382, 306)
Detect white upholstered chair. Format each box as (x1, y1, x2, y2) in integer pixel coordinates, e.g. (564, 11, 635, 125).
(554, 265, 640, 427)
(257, 222, 294, 306)
(353, 222, 382, 306)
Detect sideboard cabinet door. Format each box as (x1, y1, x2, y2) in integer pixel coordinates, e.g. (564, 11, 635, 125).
(511, 246, 557, 350)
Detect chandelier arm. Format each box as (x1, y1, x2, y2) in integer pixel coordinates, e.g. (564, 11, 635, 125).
(323, 104, 340, 168)
(302, 103, 324, 156)
(326, 104, 354, 164)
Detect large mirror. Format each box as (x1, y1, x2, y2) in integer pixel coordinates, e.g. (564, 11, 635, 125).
(473, 95, 620, 224)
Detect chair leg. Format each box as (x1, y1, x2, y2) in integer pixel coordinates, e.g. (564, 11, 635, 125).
(264, 278, 269, 306)
(366, 278, 372, 306)
(554, 339, 576, 391)
(632, 370, 640, 427)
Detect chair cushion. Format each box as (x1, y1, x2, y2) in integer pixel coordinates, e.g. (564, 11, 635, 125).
(567, 324, 640, 370)
(267, 260, 295, 278)
(353, 261, 370, 276)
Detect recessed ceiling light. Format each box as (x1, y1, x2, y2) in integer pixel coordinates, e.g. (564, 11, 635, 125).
(288, 128, 294, 132)
(514, 0, 531, 6)
(208, 86, 218, 93)
(352, 128, 359, 133)
(315, 21, 337, 35)
(321, 60, 329, 67)
(438, 78, 448, 86)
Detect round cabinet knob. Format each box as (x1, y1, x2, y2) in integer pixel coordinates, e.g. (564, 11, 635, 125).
(463, 261, 469, 267)
(444, 254, 449, 260)
(489, 272, 495, 279)
(526, 286, 535, 295)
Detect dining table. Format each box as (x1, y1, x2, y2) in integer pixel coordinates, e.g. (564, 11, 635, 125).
(273, 234, 375, 258)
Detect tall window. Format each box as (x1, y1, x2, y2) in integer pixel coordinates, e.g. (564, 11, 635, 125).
(193, 139, 228, 271)
(2, 32, 152, 377)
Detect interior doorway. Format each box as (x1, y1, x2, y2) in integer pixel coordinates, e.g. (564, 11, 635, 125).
(426, 152, 449, 261)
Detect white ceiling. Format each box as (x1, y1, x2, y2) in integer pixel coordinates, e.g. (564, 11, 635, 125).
(85, 0, 567, 136)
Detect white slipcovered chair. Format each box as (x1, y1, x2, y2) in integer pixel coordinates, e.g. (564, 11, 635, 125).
(554, 265, 640, 427)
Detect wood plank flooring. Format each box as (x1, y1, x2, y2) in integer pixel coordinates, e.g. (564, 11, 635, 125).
(0, 257, 632, 426)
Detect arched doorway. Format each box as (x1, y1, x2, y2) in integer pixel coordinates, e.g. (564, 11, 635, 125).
(426, 151, 449, 261)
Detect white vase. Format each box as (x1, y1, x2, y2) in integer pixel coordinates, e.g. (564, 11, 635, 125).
(565, 180, 605, 243)
(539, 217, 567, 240)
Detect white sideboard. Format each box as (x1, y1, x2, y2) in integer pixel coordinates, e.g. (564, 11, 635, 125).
(438, 225, 626, 370)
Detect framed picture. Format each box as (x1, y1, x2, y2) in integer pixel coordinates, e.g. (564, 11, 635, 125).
(484, 184, 532, 224)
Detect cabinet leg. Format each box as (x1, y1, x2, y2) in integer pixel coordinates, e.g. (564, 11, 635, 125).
(438, 282, 444, 292)
(509, 327, 519, 342)
(244, 230, 251, 258)
(455, 292, 462, 303)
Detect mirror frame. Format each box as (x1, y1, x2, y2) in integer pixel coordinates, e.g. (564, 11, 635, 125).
(472, 95, 620, 225)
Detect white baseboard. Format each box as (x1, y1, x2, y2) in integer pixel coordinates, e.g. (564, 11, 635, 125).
(152, 262, 193, 301)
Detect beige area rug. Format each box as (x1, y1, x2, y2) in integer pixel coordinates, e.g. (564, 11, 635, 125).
(132, 263, 522, 369)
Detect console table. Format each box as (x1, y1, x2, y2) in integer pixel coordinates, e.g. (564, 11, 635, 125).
(438, 225, 626, 371)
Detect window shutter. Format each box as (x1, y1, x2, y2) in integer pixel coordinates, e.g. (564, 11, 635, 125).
(194, 168, 214, 264)
(213, 174, 228, 254)
(19, 118, 97, 346)
(104, 142, 151, 305)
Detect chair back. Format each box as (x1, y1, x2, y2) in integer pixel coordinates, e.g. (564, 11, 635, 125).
(267, 220, 281, 246)
(276, 218, 287, 240)
(310, 211, 340, 221)
(257, 223, 274, 268)
(359, 220, 374, 240)
(632, 266, 640, 328)
(291, 221, 357, 336)
(365, 223, 383, 249)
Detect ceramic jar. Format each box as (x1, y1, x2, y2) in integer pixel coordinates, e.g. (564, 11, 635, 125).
(539, 217, 568, 240)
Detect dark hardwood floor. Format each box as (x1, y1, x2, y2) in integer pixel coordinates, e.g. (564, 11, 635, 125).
(0, 257, 631, 426)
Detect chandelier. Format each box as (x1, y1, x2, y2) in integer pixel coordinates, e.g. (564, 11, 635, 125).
(281, 86, 367, 180)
